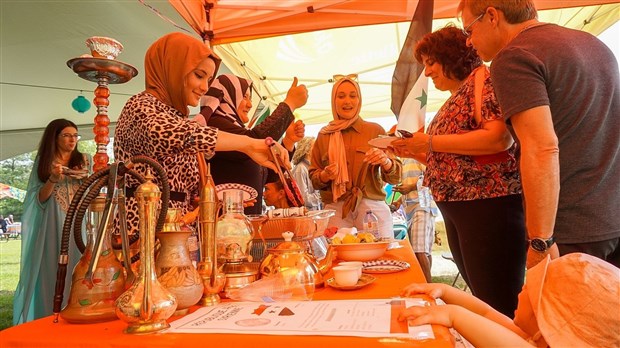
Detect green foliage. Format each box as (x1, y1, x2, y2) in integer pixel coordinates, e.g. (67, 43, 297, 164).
(0, 153, 34, 220)
(0, 239, 21, 329)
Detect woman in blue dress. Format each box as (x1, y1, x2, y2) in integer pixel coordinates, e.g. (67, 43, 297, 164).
(13, 118, 91, 324)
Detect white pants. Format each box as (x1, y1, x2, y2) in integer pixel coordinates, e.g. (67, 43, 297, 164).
(326, 198, 393, 239)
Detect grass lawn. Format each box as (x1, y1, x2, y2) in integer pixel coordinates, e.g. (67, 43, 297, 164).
(0, 239, 20, 330)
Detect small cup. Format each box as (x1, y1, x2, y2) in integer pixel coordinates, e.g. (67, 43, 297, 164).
(332, 266, 359, 287)
(338, 261, 363, 279)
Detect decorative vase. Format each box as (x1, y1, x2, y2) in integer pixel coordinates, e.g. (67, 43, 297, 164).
(115, 171, 177, 334)
(155, 208, 203, 315)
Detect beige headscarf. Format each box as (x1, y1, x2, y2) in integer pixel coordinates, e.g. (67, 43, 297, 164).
(514, 253, 620, 347)
(144, 32, 221, 116)
(319, 77, 362, 202)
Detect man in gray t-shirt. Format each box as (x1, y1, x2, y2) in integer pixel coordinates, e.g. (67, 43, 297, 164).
(458, 0, 619, 269)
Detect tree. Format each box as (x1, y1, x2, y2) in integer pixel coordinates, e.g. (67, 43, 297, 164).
(0, 153, 34, 220)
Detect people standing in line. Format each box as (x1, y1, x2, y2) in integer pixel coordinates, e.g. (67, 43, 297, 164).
(458, 0, 620, 268)
(393, 158, 437, 283)
(114, 33, 290, 235)
(13, 119, 91, 324)
(391, 26, 525, 318)
(309, 74, 402, 239)
(194, 74, 307, 215)
(291, 136, 322, 211)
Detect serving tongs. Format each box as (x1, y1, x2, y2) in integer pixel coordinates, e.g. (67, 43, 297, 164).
(265, 137, 305, 207)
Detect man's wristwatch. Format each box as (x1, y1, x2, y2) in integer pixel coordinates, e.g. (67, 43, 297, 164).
(528, 236, 555, 253)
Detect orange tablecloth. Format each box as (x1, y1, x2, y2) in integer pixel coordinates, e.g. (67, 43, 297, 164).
(0, 241, 454, 347)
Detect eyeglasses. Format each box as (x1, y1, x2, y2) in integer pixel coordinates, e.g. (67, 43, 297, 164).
(331, 74, 358, 83)
(462, 12, 485, 37)
(60, 133, 81, 140)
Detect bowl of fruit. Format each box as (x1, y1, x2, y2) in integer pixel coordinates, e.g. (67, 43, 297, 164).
(330, 232, 390, 261)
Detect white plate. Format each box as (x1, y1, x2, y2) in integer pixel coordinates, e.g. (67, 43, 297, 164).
(362, 259, 410, 274)
(368, 136, 398, 149)
(215, 183, 258, 202)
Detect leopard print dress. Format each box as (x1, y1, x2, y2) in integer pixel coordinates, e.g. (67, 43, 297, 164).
(114, 92, 218, 233)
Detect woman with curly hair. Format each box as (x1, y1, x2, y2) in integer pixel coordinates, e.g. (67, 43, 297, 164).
(391, 26, 525, 318)
(291, 137, 322, 210)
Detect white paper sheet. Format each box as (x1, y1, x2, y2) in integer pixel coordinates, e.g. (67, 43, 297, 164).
(167, 298, 434, 340)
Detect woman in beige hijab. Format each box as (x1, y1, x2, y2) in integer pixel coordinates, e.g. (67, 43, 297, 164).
(114, 32, 288, 233)
(309, 75, 401, 238)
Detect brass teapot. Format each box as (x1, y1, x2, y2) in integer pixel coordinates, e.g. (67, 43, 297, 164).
(259, 232, 334, 287)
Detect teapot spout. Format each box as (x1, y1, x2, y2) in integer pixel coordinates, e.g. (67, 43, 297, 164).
(318, 244, 335, 276)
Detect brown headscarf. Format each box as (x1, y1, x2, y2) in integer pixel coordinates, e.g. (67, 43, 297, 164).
(144, 32, 221, 116)
(319, 77, 362, 203)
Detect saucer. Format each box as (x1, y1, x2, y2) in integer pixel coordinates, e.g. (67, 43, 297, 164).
(326, 274, 376, 291)
(215, 183, 258, 202)
(368, 136, 398, 149)
(362, 259, 410, 274)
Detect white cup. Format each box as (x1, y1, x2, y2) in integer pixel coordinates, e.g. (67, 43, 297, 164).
(332, 266, 360, 286)
(338, 261, 363, 279)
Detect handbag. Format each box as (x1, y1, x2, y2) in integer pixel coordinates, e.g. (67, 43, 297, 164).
(471, 66, 511, 165)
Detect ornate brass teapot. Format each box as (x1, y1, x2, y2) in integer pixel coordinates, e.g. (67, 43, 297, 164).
(259, 232, 334, 287)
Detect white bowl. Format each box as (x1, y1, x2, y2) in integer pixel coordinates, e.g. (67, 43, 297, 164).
(333, 242, 389, 261)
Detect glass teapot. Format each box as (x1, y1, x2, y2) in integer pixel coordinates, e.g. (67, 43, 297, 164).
(259, 232, 334, 287)
(216, 189, 254, 263)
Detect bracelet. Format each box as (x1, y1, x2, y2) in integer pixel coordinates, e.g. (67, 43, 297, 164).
(428, 135, 434, 152)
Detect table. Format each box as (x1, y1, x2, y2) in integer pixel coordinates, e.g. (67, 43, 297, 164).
(0, 241, 454, 347)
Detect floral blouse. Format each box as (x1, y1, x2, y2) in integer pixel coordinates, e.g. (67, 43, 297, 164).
(424, 69, 521, 202)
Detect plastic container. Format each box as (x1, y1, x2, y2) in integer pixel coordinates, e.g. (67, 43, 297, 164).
(363, 209, 380, 239)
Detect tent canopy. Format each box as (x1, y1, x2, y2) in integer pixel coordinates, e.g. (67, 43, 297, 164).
(1, 0, 618, 160)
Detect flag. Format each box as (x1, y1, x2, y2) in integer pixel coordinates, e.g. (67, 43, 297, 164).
(391, 0, 434, 133)
(0, 183, 26, 202)
(248, 102, 271, 128)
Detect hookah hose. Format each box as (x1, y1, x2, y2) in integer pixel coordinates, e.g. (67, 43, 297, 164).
(53, 156, 170, 322)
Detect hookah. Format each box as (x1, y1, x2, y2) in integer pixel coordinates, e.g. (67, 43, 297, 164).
(53, 156, 170, 323)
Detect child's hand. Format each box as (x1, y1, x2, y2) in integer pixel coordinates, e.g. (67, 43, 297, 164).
(398, 304, 456, 328)
(401, 283, 447, 299)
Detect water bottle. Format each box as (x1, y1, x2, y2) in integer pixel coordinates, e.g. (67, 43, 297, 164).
(363, 209, 380, 239)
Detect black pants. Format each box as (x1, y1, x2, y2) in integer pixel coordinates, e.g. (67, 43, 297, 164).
(438, 194, 526, 318)
(559, 237, 620, 268)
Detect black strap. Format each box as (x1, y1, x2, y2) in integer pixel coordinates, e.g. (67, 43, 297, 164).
(125, 186, 187, 202)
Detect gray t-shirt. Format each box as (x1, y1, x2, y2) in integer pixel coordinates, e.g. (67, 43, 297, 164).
(491, 23, 620, 243)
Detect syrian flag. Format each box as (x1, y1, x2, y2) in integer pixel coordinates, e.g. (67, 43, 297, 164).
(248, 102, 271, 128)
(391, 0, 434, 133)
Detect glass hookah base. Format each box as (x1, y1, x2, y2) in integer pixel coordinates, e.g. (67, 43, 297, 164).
(124, 320, 170, 334)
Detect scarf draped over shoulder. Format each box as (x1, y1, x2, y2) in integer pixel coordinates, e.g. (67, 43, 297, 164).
(319, 76, 361, 203)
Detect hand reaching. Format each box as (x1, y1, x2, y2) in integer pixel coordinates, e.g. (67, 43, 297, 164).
(321, 163, 338, 182)
(244, 138, 291, 172)
(284, 77, 308, 111)
(401, 282, 447, 299)
(398, 304, 457, 328)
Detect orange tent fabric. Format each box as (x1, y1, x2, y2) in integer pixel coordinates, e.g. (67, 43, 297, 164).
(170, 0, 620, 45)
